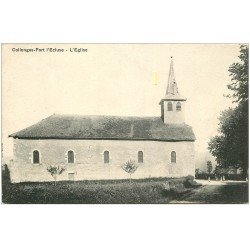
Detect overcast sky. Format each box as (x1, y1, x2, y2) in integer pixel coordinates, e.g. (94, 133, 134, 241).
(2, 44, 240, 157)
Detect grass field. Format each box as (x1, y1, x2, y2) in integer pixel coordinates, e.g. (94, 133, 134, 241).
(2, 169, 248, 204)
(2, 174, 201, 204)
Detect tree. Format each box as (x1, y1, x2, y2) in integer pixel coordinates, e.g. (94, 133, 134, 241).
(206, 161, 213, 175)
(121, 160, 138, 183)
(195, 168, 200, 176)
(213, 166, 221, 176)
(208, 44, 248, 177)
(226, 44, 248, 103)
(47, 165, 65, 185)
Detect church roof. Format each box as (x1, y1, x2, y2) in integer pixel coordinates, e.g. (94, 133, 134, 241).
(160, 57, 186, 103)
(9, 114, 195, 141)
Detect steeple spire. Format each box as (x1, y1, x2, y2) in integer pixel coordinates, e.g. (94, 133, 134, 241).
(166, 56, 179, 96)
(159, 56, 187, 124)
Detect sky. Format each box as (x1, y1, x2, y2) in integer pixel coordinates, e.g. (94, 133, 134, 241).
(2, 44, 240, 158)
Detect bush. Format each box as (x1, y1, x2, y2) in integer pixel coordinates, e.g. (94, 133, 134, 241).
(186, 175, 195, 181)
(184, 178, 202, 188)
(161, 181, 171, 196)
(170, 183, 186, 194)
(195, 172, 245, 181)
(161, 176, 198, 198)
(1, 164, 10, 185)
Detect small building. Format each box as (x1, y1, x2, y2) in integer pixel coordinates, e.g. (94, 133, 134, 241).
(9, 58, 196, 183)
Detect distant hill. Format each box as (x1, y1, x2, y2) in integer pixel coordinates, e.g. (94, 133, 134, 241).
(195, 151, 216, 171)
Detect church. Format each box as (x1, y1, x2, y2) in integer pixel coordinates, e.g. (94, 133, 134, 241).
(9, 58, 196, 183)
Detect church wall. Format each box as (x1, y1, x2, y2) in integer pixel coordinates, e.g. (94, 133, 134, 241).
(10, 139, 195, 183)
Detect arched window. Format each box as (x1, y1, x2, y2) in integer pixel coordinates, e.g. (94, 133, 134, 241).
(138, 151, 143, 163)
(33, 150, 40, 164)
(104, 151, 109, 163)
(171, 151, 176, 163)
(176, 102, 181, 111)
(167, 102, 173, 111)
(68, 150, 74, 163)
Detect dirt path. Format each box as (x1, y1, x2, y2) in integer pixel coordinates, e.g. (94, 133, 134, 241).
(171, 181, 248, 204)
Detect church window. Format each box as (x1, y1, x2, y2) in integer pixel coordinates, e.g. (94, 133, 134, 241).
(138, 151, 143, 163)
(167, 102, 173, 111)
(171, 151, 176, 163)
(33, 150, 40, 164)
(104, 151, 109, 163)
(176, 102, 181, 111)
(68, 150, 75, 163)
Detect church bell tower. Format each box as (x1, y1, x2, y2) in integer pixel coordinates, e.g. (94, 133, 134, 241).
(159, 57, 187, 124)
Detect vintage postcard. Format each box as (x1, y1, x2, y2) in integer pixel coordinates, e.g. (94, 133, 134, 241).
(1, 43, 248, 204)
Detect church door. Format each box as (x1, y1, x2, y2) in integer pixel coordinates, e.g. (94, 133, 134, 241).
(68, 173, 75, 181)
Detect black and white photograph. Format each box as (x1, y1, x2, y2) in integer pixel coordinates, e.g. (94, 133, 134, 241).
(2, 43, 248, 204)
